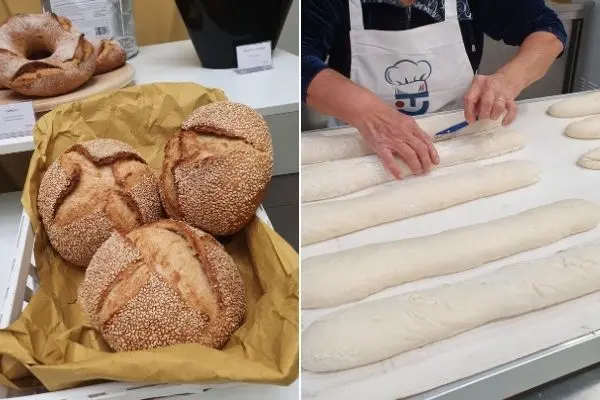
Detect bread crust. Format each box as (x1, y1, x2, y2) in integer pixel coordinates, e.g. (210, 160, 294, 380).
(38, 138, 164, 267)
(93, 39, 126, 75)
(161, 102, 273, 236)
(78, 219, 246, 351)
(0, 13, 96, 97)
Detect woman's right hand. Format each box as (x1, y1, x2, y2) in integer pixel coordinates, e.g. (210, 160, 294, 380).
(351, 100, 440, 179)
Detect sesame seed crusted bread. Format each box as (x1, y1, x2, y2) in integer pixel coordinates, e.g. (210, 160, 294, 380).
(93, 39, 126, 75)
(161, 102, 273, 236)
(38, 138, 164, 267)
(0, 13, 96, 97)
(78, 219, 246, 351)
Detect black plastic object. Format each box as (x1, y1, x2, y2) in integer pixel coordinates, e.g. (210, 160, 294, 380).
(175, 0, 293, 69)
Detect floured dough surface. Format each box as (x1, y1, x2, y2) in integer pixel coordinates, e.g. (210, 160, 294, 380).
(548, 91, 600, 118)
(301, 160, 540, 245)
(302, 240, 600, 372)
(302, 199, 600, 309)
(578, 147, 600, 170)
(301, 115, 503, 165)
(564, 115, 600, 139)
(302, 129, 525, 202)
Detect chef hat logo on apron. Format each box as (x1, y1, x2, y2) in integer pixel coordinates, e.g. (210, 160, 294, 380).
(385, 60, 432, 116)
(338, 0, 473, 128)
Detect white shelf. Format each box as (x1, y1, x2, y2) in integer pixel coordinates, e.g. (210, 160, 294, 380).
(130, 40, 299, 116)
(0, 192, 23, 314)
(0, 40, 299, 156)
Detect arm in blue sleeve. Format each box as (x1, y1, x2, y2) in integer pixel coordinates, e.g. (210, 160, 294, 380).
(301, 0, 342, 103)
(479, 0, 567, 52)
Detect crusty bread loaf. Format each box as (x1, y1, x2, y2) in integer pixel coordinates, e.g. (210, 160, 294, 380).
(78, 219, 246, 351)
(38, 139, 163, 267)
(160, 101, 273, 236)
(93, 39, 126, 75)
(0, 13, 96, 97)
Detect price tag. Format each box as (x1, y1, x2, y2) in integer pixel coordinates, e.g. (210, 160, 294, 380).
(0, 101, 35, 141)
(235, 41, 273, 74)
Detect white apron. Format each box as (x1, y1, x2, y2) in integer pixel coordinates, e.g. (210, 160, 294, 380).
(329, 0, 474, 127)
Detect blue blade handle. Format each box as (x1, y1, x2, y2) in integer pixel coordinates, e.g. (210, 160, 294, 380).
(435, 121, 469, 137)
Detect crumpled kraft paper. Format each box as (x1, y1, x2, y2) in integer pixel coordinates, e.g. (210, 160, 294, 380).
(0, 82, 299, 391)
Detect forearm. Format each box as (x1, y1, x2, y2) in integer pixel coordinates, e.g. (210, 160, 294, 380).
(305, 68, 385, 127)
(496, 31, 564, 95)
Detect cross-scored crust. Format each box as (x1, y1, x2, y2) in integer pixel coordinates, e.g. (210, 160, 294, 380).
(38, 139, 163, 267)
(78, 219, 246, 351)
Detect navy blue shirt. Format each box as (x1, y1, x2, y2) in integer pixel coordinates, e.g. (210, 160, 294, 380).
(301, 0, 567, 103)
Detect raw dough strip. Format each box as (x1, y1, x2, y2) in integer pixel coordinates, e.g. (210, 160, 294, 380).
(301, 160, 540, 245)
(565, 115, 600, 139)
(578, 147, 600, 170)
(302, 199, 600, 309)
(301, 116, 503, 165)
(303, 240, 600, 372)
(302, 130, 525, 202)
(548, 91, 600, 118)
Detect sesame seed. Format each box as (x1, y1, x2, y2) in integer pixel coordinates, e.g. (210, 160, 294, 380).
(78, 219, 246, 351)
(38, 138, 163, 267)
(161, 102, 273, 236)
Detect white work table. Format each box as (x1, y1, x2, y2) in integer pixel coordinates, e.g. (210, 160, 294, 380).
(302, 91, 600, 400)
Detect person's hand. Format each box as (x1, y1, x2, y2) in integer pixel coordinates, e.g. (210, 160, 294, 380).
(351, 101, 439, 180)
(463, 73, 524, 126)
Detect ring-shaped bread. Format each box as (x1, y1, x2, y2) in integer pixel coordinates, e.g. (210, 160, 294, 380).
(0, 13, 96, 97)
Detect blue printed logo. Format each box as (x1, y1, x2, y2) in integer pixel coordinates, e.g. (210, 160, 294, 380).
(385, 60, 432, 116)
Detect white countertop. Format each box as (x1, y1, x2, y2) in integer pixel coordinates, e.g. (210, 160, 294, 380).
(301, 93, 600, 399)
(130, 40, 299, 117)
(0, 40, 299, 156)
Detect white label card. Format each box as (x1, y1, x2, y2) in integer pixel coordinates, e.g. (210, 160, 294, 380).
(236, 41, 273, 72)
(0, 101, 35, 140)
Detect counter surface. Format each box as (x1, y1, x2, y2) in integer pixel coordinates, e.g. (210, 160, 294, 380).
(301, 92, 600, 399)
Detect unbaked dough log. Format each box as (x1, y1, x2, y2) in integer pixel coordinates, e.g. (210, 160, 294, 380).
(301, 116, 503, 165)
(548, 91, 600, 118)
(303, 240, 600, 372)
(302, 199, 600, 309)
(565, 115, 600, 139)
(301, 160, 540, 245)
(302, 130, 525, 202)
(578, 147, 600, 170)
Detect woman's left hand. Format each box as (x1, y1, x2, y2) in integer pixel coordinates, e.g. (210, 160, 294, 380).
(463, 73, 523, 126)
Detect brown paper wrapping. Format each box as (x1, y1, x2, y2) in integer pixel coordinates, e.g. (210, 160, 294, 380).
(0, 82, 299, 391)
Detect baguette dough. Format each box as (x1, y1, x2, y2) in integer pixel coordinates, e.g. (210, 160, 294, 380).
(302, 199, 600, 309)
(578, 147, 600, 170)
(548, 91, 600, 118)
(303, 240, 600, 372)
(301, 160, 540, 245)
(302, 130, 525, 202)
(301, 116, 503, 165)
(565, 115, 600, 139)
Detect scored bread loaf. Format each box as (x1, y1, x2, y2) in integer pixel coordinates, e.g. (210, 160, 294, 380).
(78, 219, 246, 351)
(160, 101, 273, 236)
(38, 139, 163, 267)
(93, 39, 126, 75)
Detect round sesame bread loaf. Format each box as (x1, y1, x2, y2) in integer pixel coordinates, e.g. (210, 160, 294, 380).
(78, 219, 246, 351)
(0, 13, 96, 97)
(38, 138, 164, 267)
(93, 39, 126, 75)
(160, 101, 273, 236)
